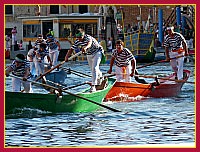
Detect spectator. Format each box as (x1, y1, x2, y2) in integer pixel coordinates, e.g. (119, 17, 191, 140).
(107, 37, 113, 52)
(5, 34, 11, 50)
(18, 40, 24, 50)
(11, 26, 17, 45)
(99, 35, 107, 53)
(48, 29, 54, 36)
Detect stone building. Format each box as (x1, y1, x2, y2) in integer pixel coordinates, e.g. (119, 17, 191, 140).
(5, 4, 195, 49)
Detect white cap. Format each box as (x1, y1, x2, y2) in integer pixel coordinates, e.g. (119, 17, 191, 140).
(167, 26, 174, 30)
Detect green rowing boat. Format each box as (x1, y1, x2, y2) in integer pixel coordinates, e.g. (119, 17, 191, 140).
(5, 78, 116, 115)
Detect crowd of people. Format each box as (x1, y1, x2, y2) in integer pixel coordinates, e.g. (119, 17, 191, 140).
(5, 24, 189, 93)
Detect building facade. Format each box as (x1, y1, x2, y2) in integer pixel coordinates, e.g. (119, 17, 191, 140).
(5, 4, 195, 50)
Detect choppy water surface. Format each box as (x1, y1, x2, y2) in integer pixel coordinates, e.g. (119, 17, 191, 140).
(5, 61, 195, 147)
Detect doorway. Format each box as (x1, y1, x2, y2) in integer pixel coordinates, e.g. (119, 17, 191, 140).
(42, 21, 53, 39)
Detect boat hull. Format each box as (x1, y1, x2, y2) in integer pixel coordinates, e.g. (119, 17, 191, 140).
(105, 70, 191, 101)
(149, 69, 190, 98)
(105, 81, 152, 101)
(5, 78, 116, 114)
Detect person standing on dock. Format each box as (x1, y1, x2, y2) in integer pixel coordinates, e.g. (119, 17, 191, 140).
(5, 54, 32, 93)
(5, 34, 11, 50)
(65, 28, 104, 92)
(164, 25, 188, 80)
(107, 37, 113, 52)
(107, 40, 136, 82)
(11, 26, 17, 45)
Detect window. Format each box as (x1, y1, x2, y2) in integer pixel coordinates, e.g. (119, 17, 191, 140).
(79, 5, 88, 14)
(23, 24, 41, 38)
(5, 5, 13, 14)
(59, 23, 71, 38)
(50, 5, 59, 14)
(59, 23, 98, 38)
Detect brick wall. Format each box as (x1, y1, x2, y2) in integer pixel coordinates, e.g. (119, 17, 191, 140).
(115, 5, 177, 27)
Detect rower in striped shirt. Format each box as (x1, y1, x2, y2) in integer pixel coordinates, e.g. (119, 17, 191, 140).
(34, 34, 46, 49)
(65, 28, 104, 92)
(35, 43, 52, 76)
(107, 40, 136, 82)
(164, 25, 188, 80)
(46, 34, 61, 69)
(5, 54, 32, 93)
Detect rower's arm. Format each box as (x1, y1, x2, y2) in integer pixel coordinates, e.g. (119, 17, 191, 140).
(82, 39, 92, 53)
(131, 58, 136, 74)
(108, 57, 115, 74)
(84, 39, 92, 50)
(182, 41, 188, 56)
(5, 66, 12, 76)
(165, 47, 170, 61)
(65, 48, 74, 62)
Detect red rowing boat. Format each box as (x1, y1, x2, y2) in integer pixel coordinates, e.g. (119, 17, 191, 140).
(149, 69, 191, 98)
(104, 82, 152, 102)
(105, 69, 191, 101)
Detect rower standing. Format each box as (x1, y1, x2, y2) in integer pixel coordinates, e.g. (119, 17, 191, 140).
(164, 25, 188, 80)
(107, 40, 136, 82)
(46, 34, 61, 69)
(65, 28, 104, 92)
(5, 54, 32, 93)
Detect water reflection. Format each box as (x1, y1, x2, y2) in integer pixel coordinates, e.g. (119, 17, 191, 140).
(5, 61, 195, 147)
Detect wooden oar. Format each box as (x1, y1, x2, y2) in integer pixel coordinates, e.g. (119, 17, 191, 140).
(63, 68, 92, 78)
(137, 59, 167, 69)
(137, 55, 185, 69)
(35, 51, 82, 81)
(62, 82, 90, 90)
(134, 74, 195, 84)
(10, 74, 121, 112)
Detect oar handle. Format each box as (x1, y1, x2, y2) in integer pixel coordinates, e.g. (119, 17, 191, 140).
(35, 51, 82, 81)
(10, 74, 121, 112)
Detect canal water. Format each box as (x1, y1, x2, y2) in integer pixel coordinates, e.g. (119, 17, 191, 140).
(5, 60, 195, 147)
